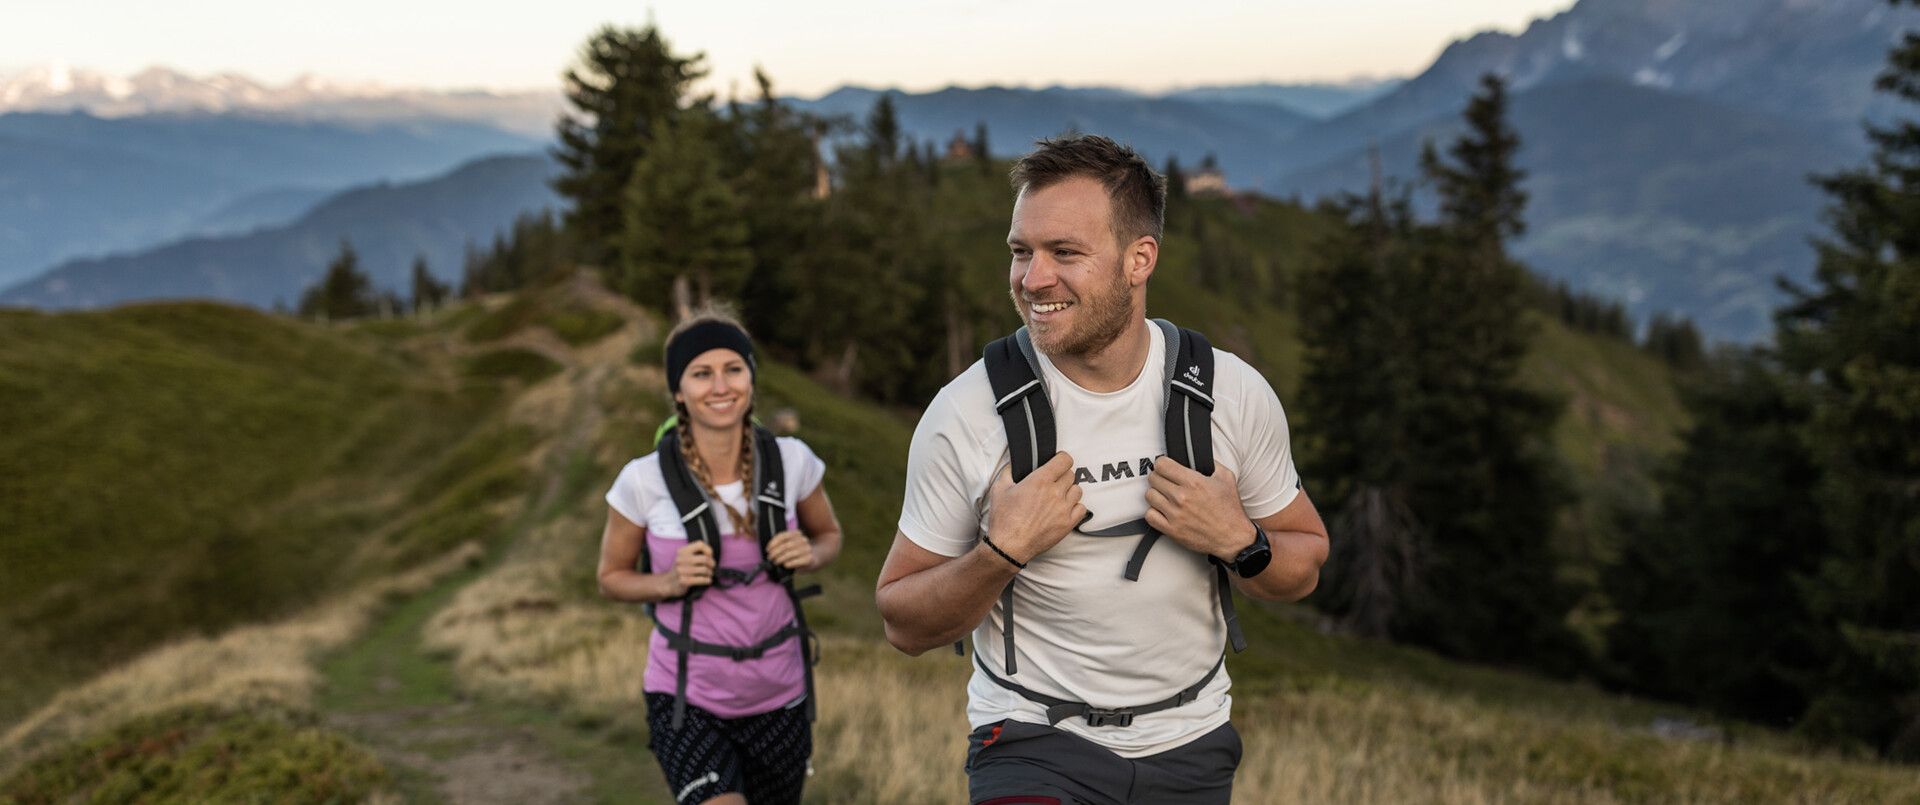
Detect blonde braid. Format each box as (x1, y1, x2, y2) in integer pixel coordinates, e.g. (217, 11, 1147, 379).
(737, 402, 758, 543)
(675, 402, 753, 541)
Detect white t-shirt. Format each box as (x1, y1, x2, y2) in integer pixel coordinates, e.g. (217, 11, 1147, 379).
(899, 322, 1301, 757)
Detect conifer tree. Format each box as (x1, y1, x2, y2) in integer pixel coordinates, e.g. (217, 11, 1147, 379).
(972, 121, 992, 174)
(1775, 0, 1920, 756)
(1402, 73, 1575, 669)
(1299, 188, 1427, 638)
(297, 240, 377, 321)
(620, 110, 751, 317)
(409, 254, 449, 313)
(724, 68, 829, 355)
(552, 24, 708, 264)
(799, 95, 924, 397)
(1604, 351, 1826, 726)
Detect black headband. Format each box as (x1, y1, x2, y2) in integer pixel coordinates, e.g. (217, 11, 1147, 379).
(665, 321, 756, 393)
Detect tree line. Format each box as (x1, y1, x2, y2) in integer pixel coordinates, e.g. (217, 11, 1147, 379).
(1292, 7, 1920, 759)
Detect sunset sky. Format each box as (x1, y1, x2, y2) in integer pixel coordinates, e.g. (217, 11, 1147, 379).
(3, 1, 1574, 97)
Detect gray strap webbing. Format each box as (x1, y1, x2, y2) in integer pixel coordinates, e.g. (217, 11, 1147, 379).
(975, 651, 1225, 727)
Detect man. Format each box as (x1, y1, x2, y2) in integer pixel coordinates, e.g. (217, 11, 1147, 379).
(876, 134, 1329, 804)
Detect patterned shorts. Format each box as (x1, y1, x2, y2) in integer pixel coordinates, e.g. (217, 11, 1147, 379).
(644, 693, 812, 805)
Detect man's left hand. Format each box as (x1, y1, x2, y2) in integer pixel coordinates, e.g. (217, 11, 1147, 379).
(1144, 457, 1254, 563)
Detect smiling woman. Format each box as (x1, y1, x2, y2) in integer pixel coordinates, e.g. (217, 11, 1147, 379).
(594, 303, 845, 805)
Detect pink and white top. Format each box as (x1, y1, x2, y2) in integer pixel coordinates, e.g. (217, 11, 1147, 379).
(605, 436, 826, 719)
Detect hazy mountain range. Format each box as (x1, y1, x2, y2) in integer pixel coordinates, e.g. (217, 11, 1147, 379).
(0, 110, 545, 290)
(0, 154, 558, 310)
(0, 64, 562, 135)
(3, 0, 1913, 341)
(787, 0, 1911, 340)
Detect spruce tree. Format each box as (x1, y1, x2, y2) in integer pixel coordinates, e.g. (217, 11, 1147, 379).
(1298, 188, 1426, 638)
(297, 240, 377, 321)
(1775, 0, 1920, 756)
(409, 254, 449, 313)
(1403, 73, 1575, 669)
(724, 68, 828, 356)
(552, 24, 707, 264)
(1604, 351, 1826, 726)
(620, 110, 752, 317)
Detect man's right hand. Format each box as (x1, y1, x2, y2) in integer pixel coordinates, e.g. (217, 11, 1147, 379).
(984, 451, 1086, 565)
(670, 541, 716, 596)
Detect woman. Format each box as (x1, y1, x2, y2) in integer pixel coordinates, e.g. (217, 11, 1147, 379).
(599, 308, 842, 805)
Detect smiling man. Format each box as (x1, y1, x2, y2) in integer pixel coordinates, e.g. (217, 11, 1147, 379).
(875, 134, 1330, 804)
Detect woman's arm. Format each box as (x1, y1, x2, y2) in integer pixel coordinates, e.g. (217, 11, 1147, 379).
(597, 508, 708, 602)
(768, 483, 843, 573)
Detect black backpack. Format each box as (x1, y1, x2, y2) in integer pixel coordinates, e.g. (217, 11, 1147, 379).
(974, 319, 1246, 678)
(646, 424, 820, 729)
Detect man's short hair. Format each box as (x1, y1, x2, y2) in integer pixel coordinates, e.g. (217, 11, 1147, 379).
(1010, 134, 1166, 246)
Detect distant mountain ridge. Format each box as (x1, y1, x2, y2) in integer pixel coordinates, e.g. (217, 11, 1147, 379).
(0, 64, 563, 136)
(787, 85, 1315, 187)
(0, 110, 544, 288)
(0, 154, 560, 310)
(780, 0, 1911, 341)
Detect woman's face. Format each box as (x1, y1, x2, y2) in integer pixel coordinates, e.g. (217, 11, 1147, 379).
(675, 348, 752, 431)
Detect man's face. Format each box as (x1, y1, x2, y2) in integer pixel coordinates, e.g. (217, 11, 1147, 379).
(1007, 176, 1136, 358)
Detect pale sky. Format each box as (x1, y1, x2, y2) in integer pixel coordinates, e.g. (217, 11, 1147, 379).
(3, 0, 1575, 97)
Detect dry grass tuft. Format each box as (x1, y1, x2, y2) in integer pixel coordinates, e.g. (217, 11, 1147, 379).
(0, 542, 483, 770)
(421, 548, 653, 712)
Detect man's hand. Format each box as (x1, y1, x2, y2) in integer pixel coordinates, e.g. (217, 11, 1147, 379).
(765, 529, 816, 571)
(670, 541, 716, 596)
(985, 451, 1087, 564)
(1145, 457, 1255, 562)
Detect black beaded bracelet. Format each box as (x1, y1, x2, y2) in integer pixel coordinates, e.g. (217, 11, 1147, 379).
(981, 534, 1027, 570)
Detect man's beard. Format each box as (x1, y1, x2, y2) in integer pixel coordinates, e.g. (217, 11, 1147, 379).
(1013, 257, 1132, 358)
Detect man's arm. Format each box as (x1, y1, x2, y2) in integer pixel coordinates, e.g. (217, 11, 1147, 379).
(1237, 489, 1327, 601)
(877, 452, 1086, 655)
(874, 532, 1020, 655)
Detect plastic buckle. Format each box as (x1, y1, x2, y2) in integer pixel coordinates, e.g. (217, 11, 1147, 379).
(1084, 708, 1134, 728)
(729, 646, 760, 661)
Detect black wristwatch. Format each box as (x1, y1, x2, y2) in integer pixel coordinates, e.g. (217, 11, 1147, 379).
(1228, 523, 1273, 579)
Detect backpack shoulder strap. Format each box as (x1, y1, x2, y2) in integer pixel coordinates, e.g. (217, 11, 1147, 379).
(1125, 320, 1220, 582)
(1155, 318, 1215, 476)
(749, 424, 791, 581)
(983, 327, 1056, 482)
(657, 429, 723, 572)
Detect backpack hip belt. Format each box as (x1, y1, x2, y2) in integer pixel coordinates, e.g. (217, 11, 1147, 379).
(975, 651, 1226, 728)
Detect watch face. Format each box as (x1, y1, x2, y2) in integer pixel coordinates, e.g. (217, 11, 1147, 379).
(1236, 548, 1272, 579)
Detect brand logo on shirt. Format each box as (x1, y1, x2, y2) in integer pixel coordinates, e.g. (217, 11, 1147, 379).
(1073, 456, 1156, 485)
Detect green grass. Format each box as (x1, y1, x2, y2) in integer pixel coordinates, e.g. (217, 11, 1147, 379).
(0, 302, 521, 728)
(462, 293, 540, 343)
(322, 512, 672, 805)
(0, 706, 390, 805)
(541, 309, 626, 347)
(462, 348, 562, 384)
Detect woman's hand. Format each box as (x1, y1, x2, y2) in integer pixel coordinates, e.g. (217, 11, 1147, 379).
(765, 530, 816, 572)
(670, 541, 716, 596)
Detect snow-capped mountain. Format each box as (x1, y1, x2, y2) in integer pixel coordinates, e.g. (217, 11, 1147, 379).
(0, 64, 562, 136)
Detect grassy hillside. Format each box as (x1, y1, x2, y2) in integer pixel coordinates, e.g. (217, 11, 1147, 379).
(0, 298, 545, 728)
(6, 273, 1915, 804)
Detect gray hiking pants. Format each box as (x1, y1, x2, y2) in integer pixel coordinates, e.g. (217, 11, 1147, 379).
(964, 719, 1241, 805)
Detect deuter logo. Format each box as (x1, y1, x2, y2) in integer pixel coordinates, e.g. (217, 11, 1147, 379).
(1183, 364, 1203, 386)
